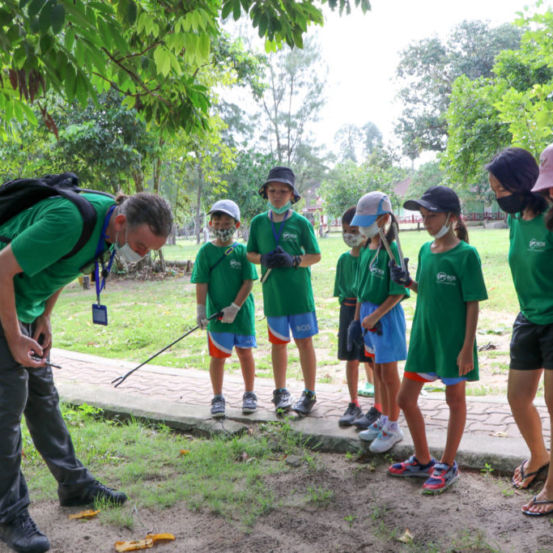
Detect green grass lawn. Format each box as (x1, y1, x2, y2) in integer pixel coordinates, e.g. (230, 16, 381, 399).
(52, 227, 517, 375)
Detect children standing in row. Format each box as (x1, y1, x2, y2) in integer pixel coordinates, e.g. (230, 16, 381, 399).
(388, 186, 487, 493)
(192, 200, 258, 419)
(349, 192, 409, 453)
(334, 207, 378, 427)
(247, 167, 322, 416)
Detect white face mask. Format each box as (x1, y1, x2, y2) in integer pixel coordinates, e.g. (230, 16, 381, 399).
(114, 231, 145, 264)
(358, 222, 379, 239)
(342, 232, 365, 248)
(432, 214, 451, 239)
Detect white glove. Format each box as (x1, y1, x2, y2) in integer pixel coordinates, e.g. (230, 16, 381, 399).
(196, 304, 208, 329)
(221, 302, 240, 324)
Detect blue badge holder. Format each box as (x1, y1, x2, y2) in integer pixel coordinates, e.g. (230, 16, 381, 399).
(92, 304, 108, 325)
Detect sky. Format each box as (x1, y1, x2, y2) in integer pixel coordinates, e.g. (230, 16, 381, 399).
(312, 0, 545, 152)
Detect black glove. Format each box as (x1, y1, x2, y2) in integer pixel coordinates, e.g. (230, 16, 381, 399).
(270, 246, 295, 268)
(347, 319, 363, 352)
(389, 258, 412, 287)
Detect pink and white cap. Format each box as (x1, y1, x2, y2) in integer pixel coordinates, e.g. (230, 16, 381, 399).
(532, 143, 553, 193)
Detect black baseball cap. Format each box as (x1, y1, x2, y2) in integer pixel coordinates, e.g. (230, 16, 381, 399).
(403, 186, 461, 215)
(259, 166, 301, 204)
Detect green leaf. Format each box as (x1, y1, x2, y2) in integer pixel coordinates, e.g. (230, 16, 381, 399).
(232, 0, 241, 20)
(27, 0, 46, 18)
(221, 1, 233, 20)
(38, 0, 53, 32)
(198, 34, 210, 61)
(63, 62, 77, 101)
(50, 2, 65, 33)
(64, 27, 75, 51)
(125, 0, 137, 24)
(153, 45, 171, 77)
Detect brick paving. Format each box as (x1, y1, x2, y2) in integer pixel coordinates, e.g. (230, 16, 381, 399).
(51, 347, 550, 444)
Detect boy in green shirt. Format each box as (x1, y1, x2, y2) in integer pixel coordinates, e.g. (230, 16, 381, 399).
(247, 167, 321, 416)
(191, 200, 258, 419)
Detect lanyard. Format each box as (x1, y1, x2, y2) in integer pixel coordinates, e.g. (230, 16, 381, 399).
(94, 204, 117, 305)
(269, 210, 289, 247)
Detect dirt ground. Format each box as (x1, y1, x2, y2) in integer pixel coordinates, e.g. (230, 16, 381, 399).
(5, 453, 552, 553)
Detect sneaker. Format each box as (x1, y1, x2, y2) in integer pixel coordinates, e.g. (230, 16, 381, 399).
(211, 395, 226, 418)
(388, 455, 436, 478)
(272, 388, 293, 413)
(352, 406, 381, 430)
(359, 419, 383, 442)
(0, 510, 50, 553)
(338, 403, 363, 427)
(242, 391, 257, 414)
(358, 382, 375, 397)
(59, 480, 128, 507)
(292, 391, 317, 416)
(369, 427, 404, 453)
(422, 462, 459, 494)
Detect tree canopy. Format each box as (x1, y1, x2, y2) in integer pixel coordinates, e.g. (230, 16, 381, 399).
(0, 0, 370, 139)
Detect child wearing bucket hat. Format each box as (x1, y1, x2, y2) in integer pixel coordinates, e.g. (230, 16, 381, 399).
(487, 147, 553, 516)
(191, 199, 258, 419)
(347, 191, 409, 453)
(247, 166, 321, 416)
(387, 186, 487, 495)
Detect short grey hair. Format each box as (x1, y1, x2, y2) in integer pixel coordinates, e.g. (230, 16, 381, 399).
(116, 192, 173, 237)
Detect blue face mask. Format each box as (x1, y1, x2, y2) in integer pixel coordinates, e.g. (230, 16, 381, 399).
(268, 201, 292, 215)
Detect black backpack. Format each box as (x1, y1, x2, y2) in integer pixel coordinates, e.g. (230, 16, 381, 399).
(0, 172, 113, 259)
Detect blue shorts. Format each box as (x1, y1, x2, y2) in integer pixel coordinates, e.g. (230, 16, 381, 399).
(207, 331, 256, 358)
(405, 371, 467, 387)
(267, 312, 318, 344)
(360, 301, 407, 364)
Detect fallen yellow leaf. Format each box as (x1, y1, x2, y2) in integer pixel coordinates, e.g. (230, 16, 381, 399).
(397, 528, 414, 544)
(114, 539, 153, 552)
(146, 533, 175, 544)
(69, 510, 100, 520)
(179, 449, 190, 456)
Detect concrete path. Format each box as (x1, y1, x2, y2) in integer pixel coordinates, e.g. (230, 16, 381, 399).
(51, 348, 550, 474)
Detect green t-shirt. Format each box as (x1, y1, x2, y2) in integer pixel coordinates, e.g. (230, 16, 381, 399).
(247, 211, 320, 317)
(508, 213, 553, 325)
(334, 251, 361, 304)
(355, 241, 409, 305)
(405, 241, 488, 380)
(0, 193, 116, 323)
(191, 242, 257, 335)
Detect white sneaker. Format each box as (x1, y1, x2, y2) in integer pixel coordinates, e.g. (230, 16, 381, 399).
(359, 419, 382, 442)
(369, 427, 404, 453)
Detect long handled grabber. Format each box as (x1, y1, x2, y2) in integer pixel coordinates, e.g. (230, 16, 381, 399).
(378, 223, 406, 271)
(111, 311, 222, 388)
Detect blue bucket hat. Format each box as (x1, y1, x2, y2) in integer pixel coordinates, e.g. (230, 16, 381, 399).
(259, 166, 301, 204)
(351, 191, 392, 227)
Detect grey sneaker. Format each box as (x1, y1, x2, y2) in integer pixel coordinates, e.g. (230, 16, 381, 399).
(0, 510, 50, 553)
(211, 395, 225, 418)
(292, 391, 316, 416)
(339, 403, 363, 427)
(242, 391, 257, 414)
(352, 406, 381, 430)
(272, 388, 292, 413)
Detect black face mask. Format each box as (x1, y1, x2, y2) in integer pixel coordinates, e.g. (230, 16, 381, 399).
(497, 194, 527, 214)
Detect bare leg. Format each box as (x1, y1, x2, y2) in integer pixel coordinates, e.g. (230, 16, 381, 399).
(377, 361, 400, 421)
(441, 382, 466, 466)
(508, 368, 550, 487)
(209, 357, 226, 396)
(397, 377, 429, 463)
(236, 347, 255, 392)
(346, 360, 359, 403)
(294, 336, 317, 391)
(271, 343, 288, 389)
(522, 370, 553, 514)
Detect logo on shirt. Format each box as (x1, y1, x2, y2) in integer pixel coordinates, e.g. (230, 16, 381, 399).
(370, 266, 385, 279)
(282, 232, 298, 242)
(528, 238, 546, 252)
(229, 259, 242, 270)
(436, 272, 457, 285)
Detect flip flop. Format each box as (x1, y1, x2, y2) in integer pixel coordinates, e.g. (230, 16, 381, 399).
(512, 460, 550, 490)
(521, 495, 553, 517)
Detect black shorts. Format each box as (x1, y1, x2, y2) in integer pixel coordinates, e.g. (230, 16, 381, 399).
(510, 312, 553, 370)
(337, 300, 373, 363)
